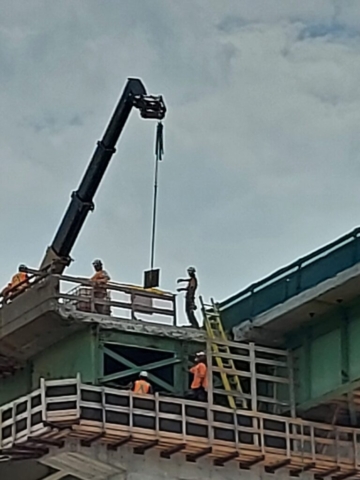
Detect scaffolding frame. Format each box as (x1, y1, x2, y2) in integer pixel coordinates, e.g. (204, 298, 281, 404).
(0, 376, 359, 478)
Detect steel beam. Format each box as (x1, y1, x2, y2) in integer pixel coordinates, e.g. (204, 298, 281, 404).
(101, 347, 180, 391)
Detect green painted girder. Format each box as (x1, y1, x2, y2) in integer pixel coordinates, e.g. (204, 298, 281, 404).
(100, 347, 181, 392)
(100, 330, 202, 354)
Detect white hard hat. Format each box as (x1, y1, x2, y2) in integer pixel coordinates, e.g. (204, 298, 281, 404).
(140, 371, 148, 377)
(196, 351, 205, 357)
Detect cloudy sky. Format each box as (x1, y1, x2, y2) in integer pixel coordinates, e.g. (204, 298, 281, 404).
(1, 1, 360, 323)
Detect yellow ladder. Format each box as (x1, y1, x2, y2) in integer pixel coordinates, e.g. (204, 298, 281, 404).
(201, 297, 247, 409)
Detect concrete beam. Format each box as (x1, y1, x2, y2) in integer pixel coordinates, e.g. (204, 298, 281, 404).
(60, 305, 206, 343)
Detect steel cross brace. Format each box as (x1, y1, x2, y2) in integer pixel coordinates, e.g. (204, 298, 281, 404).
(100, 346, 181, 391)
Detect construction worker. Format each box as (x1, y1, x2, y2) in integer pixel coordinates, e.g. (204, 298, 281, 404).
(133, 371, 153, 394)
(177, 266, 200, 329)
(1, 265, 29, 302)
(90, 259, 110, 314)
(188, 351, 208, 402)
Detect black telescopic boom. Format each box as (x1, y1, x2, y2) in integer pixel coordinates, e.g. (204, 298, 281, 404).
(40, 78, 166, 273)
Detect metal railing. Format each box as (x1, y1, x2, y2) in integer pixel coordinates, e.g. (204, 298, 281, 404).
(220, 227, 360, 329)
(207, 338, 295, 415)
(57, 274, 177, 326)
(1, 377, 360, 473)
(0, 271, 177, 327)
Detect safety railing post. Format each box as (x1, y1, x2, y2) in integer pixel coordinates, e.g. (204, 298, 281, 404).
(130, 292, 135, 320)
(155, 392, 160, 438)
(129, 391, 133, 435)
(353, 431, 358, 469)
(285, 420, 290, 457)
(249, 343, 257, 412)
(26, 392, 31, 437)
(101, 386, 106, 433)
(259, 416, 265, 454)
(40, 377, 47, 423)
(335, 427, 339, 464)
(206, 338, 213, 408)
(11, 402, 16, 447)
(76, 373, 81, 419)
(310, 425, 316, 462)
(90, 285, 95, 313)
(181, 401, 186, 443)
(173, 296, 177, 326)
(233, 410, 239, 454)
(288, 350, 296, 418)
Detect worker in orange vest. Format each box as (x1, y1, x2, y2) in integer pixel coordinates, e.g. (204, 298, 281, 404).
(1, 265, 29, 301)
(188, 351, 208, 402)
(90, 259, 110, 314)
(133, 371, 153, 394)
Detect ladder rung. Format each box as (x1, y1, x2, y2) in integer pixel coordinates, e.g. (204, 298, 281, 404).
(203, 304, 247, 409)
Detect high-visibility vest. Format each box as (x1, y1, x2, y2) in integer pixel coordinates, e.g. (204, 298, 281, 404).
(190, 362, 208, 390)
(91, 270, 110, 295)
(91, 270, 110, 283)
(133, 379, 151, 394)
(11, 272, 28, 291)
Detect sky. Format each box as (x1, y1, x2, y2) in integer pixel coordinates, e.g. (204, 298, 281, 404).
(1, 1, 360, 324)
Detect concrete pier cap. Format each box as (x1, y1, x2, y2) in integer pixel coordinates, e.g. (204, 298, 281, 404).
(28, 439, 311, 480)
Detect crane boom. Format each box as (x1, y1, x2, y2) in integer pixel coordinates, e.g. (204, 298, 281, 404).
(39, 77, 166, 274)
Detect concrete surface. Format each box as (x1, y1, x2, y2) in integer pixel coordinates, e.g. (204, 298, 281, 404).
(0, 439, 315, 480)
